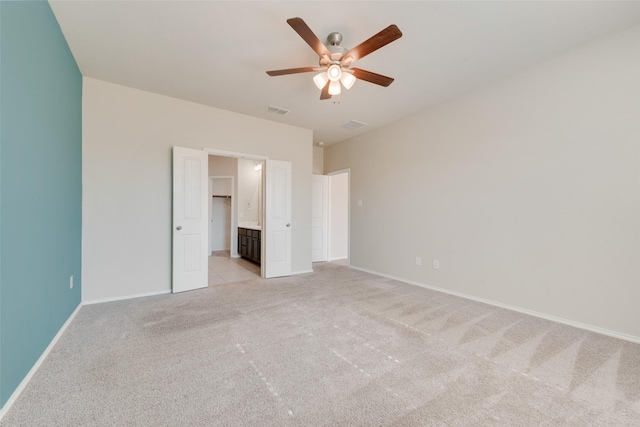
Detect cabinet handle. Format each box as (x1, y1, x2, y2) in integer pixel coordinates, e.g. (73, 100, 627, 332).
(176, 226, 182, 230)
(286, 223, 291, 228)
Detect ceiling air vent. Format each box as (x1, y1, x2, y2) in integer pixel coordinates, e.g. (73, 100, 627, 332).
(341, 120, 368, 130)
(266, 105, 290, 115)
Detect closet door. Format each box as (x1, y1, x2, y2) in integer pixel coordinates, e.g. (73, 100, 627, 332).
(264, 160, 291, 278)
(172, 146, 208, 293)
(311, 174, 329, 262)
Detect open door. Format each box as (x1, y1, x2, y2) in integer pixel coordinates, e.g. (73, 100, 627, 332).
(172, 146, 208, 293)
(329, 171, 349, 262)
(311, 174, 329, 262)
(264, 159, 292, 278)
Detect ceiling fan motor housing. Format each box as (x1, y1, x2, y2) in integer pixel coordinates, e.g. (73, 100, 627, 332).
(322, 33, 347, 64)
(327, 32, 343, 46)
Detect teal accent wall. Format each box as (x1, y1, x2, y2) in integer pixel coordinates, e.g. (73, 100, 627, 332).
(0, 1, 82, 408)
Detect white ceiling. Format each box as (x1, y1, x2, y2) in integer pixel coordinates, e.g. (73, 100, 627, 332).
(49, 1, 640, 146)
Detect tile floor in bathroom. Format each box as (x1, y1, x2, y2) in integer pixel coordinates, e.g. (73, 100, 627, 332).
(208, 250, 261, 286)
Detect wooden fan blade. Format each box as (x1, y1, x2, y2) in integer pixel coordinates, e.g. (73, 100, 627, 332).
(341, 25, 402, 66)
(351, 68, 395, 87)
(320, 81, 331, 100)
(287, 17, 331, 59)
(266, 67, 318, 76)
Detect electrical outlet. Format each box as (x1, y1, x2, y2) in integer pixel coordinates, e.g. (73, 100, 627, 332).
(357, 199, 363, 207)
(415, 257, 422, 266)
(70, 275, 74, 289)
(432, 259, 440, 270)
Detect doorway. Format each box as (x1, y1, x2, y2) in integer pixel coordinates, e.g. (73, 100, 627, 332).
(172, 146, 292, 293)
(311, 169, 350, 265)
(207, 175, 260, 286)
(208, 155, 262, 285)
(205, 149, 293, 282)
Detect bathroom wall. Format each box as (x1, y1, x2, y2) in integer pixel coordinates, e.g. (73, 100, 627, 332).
(237, 159, 262, 225)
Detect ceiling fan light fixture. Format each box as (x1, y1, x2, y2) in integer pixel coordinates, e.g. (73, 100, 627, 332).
(329, 80, 341, 95)
(313, 72, 329, 90)
(266, 18, 402, 101)
(327, 64, 342, 82)
(340, 72, 356, 90)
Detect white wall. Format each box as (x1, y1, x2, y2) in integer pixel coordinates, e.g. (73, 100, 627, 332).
(209, 155, 237, 182)
(237, 158, 261, 225)
(324, 25, 640, 340)
(313, 146, 324, 174)
(83, 78, 313, 302)
(330, 172, 349, 260)
(210, 178, 232, 196)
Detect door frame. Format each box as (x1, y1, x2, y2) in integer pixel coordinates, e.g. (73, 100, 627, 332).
(204, 148, 268, 278)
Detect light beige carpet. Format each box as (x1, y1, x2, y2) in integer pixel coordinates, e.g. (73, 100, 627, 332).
(2, 263, 639, 426)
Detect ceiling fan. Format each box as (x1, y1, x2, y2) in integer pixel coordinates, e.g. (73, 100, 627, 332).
(266, 18, 402, 100)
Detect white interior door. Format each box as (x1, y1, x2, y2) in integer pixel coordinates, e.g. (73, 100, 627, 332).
(264, 159, 291, 278)
(329, 171, 349, 261)
(311, 174, 328, 262)
(172, 146, 208, 293)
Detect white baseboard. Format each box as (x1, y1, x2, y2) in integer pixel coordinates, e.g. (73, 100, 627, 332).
(350, 265, 640, 345)
(290, 269, 314, 276)
(83, 289, 170, 306)
(0, 303, 82, 421)
(210, 249, 231, 255)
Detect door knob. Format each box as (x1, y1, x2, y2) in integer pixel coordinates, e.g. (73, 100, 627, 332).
(286, 223, 290, 227)
(176, 226, 182, 230)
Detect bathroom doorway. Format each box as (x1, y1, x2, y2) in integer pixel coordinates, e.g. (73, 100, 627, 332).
(208, 155, 262, 285)
(173, 147, 292, 292)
